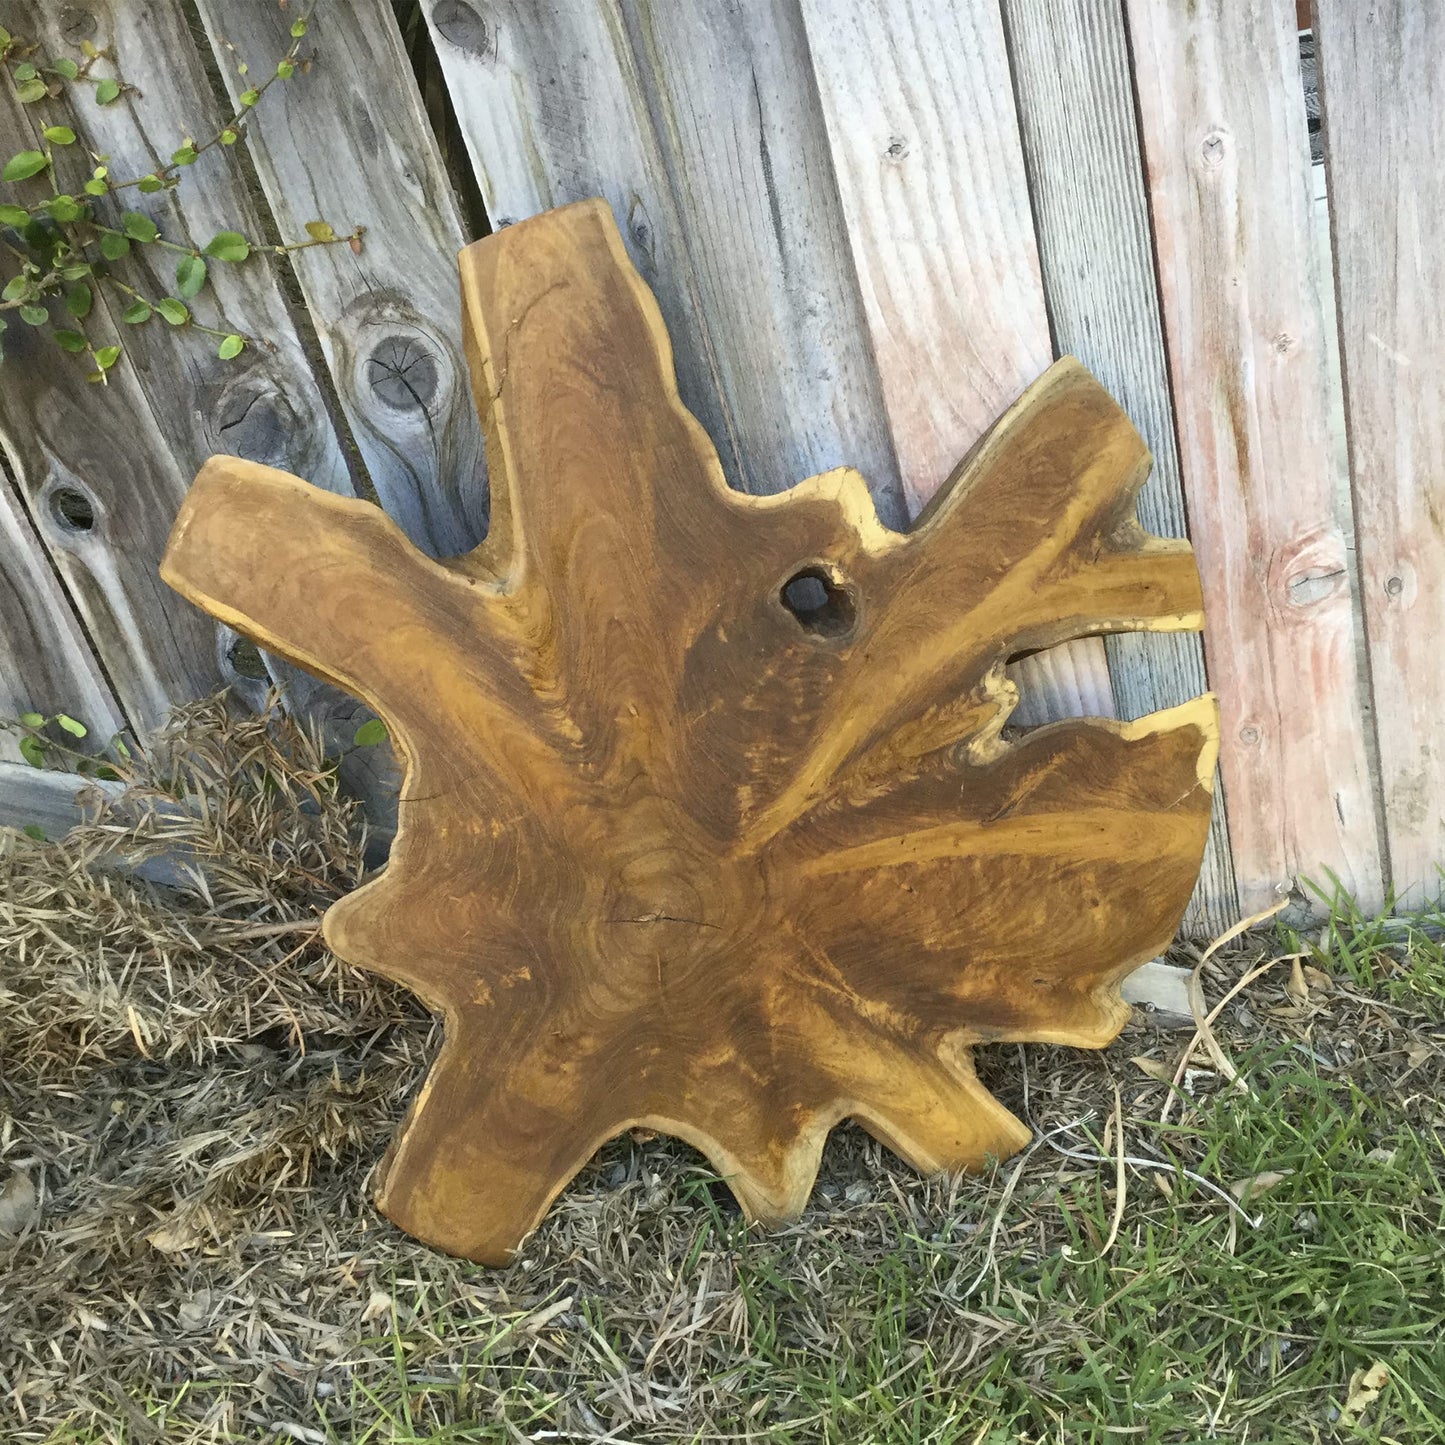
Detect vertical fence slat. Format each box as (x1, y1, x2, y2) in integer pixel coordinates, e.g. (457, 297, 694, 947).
(1127, 0, 1385, 914)
(795, 0, 1117, 725)
(192, 0, 485, 558)
(1002, 0, 1237, 931)
(424, 0, 906, 523)
(1313, 0, 1445, 907)
(0, 473, 126, 760)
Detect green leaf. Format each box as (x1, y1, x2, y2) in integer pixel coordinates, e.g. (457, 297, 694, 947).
(94, 343, 120, 370)
(0, 28, 14, 49)
(19, 735, 45, 767)
(121, 299, 151, 324)
(304, 219, 336, 242)
(55, 713, 87, 738)
(22, 823, 45, 841)
(47, 194, 83, 222)
(276, 59, 295, 79)
(220, 128, 238, 145)
(137, 173, 163, 193)
(171, 144, 197, 167)
(1, 275, 30, 301)
(15, 78, 47, 104)
(203, 230, 249, 262)
(94, 77, 120, 104)
(239, 88, 260, 107)
(84, 176, 108, 196)
(19, 711, 45, 727)
(156, 297, 189, 326)
(120, 211, 158, 242)
(42, 125, 76, 145)
(0, 203, 28, 226)
(291, 18, 308, 37)
(112, 736, 131, 760)
(65, 282, 92, 318)
(2, 150, 48, 182)
(217, 332, 244, 360)
(18, 305, 47, 325)
(51, 57, 79, 81)
(175, 254, 207, 298)
(59, 261, 92, 280)
(99, 231, 130, 260)
(352, 719, 389, 748)
(53, 328, 87, 352)
(14, 62, 36, 81)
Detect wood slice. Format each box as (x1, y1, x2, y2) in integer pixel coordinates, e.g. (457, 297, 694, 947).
(161, 199, 1217, 1265)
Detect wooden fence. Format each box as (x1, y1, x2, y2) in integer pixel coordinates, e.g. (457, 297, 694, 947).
(0, 0, 1440, 936)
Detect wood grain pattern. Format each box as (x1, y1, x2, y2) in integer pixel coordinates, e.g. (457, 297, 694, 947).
(1127, 0, 1386, 913)
(163, 201, 1217, 1264)
(1313, 0, 1445, 906)
(192, 0, 486, 558)
(424, 0, 906, 521)
(1001, 0, 1237, 931)
(796, 0, 1117, 724)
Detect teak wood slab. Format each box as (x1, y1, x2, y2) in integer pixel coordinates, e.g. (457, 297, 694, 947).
(162, 199, 1218, 1265)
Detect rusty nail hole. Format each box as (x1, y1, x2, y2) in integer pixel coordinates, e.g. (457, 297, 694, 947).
(1385, 575, 1404, 597)
(886, 136, 909, 160)
(780, 566, 856, 639)
(50, 487, 95, 532)
(1240, 725, 1261, 745)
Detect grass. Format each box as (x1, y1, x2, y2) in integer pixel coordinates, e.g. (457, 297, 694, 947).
(1, 699, 1443, 1442)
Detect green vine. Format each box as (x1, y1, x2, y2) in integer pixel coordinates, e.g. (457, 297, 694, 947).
(0, 12, 363, 381)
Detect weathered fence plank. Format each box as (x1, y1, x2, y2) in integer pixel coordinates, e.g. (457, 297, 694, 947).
(192, 0, 485, 558)
(796, 0, 1116, 725)
(20, 2, 358, 505)
(1002, 0, 1237, 931)
(0, 28, 222, 731)
(0, 472, 126, 762)
(1313, 0, 1445, 907)
(424, 0, 906, 523)
(1128, 0, 1385, 913)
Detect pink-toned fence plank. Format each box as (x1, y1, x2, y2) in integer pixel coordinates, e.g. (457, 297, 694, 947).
(1127, 0, 1385, 913)
(1314, 0, 1445, 906)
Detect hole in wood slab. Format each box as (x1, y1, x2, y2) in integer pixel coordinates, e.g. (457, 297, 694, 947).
(780, 566, 856, 639)
(49, 487, 95, 532)
(226, 635, 269, 681)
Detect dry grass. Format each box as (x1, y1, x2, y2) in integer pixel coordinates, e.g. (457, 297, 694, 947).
(1, 698, 1442, 1443)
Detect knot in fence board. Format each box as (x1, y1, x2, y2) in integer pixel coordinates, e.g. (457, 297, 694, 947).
(161, 198, 1217, 1264)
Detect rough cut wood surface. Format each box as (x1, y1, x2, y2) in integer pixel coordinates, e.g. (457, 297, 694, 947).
(163, 201, 1217, 1264)
(1128, 0, 1385, 914)
(1001, 0, 1238, 931)
(1313, 0, 1445, 907)
(796, 0, 1116, 726)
